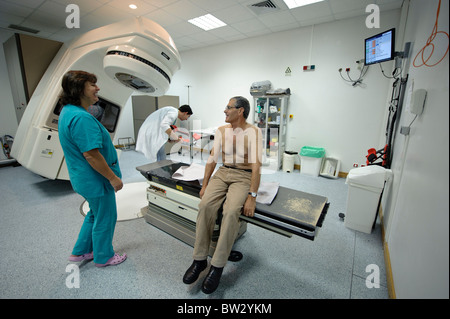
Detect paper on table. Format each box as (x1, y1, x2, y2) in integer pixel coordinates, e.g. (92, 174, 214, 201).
(256, 181, 280, 205)
(172, 163, 205, 184)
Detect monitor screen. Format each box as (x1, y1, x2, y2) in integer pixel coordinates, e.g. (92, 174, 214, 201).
(53, 96, 121, 133)
(364, 28, 395, 65)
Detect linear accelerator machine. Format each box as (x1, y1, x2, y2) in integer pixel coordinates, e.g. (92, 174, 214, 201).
(11, 17, 329, 251)
(11, 16, 181, 180)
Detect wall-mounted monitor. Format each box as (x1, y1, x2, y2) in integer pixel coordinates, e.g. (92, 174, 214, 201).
(364, 28, 395, 66)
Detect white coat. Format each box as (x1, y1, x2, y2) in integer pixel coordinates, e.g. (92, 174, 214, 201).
(135, 106, 178, 162)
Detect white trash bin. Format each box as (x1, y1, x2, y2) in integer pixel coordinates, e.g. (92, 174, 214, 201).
(344, 166, 392, 233)
(282, 151, 297, 173)
(300, 146, 325, 177)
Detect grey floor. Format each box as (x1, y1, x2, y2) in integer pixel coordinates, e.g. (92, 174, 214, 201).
(0, 150, 389, 299)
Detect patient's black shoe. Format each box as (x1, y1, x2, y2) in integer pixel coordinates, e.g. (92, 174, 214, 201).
(183, 260, 207, 284)
(201, 265, 223, 294)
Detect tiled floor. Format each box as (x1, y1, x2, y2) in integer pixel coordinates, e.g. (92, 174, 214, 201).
(0, 150, 388, 299)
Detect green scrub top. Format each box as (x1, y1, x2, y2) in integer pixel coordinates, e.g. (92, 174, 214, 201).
(58, 104, 121, 198)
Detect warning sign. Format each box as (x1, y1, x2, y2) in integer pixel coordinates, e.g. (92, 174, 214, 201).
(285, 67, 292, 76)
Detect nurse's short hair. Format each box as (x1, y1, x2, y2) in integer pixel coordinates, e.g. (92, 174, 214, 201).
(60, 70, 97, 107)
(231, 96, 250, 119)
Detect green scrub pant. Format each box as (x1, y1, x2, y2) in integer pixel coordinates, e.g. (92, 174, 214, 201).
(72, 189, 117, 264)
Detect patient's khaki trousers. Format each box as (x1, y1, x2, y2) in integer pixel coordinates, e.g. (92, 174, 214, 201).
(193, 166, 251, 268)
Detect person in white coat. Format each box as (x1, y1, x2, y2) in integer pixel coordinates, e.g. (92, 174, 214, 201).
(136, 105, 193, 162)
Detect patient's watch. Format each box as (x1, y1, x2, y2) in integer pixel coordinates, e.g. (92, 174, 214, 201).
(248, 192, 257, 198)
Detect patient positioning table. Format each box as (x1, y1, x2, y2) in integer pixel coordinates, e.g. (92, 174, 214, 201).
(136, 160, 329, 252)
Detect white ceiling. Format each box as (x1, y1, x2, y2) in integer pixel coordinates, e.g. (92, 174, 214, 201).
(0, 0, 403, 52)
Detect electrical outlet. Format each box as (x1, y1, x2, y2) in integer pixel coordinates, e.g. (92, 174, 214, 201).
(400, 126, 410, 135)
(356, 60, 364, 70)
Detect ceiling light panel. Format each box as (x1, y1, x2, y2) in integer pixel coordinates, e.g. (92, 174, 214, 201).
(283, 0, 324, 9)
(188, 14, 226, 31)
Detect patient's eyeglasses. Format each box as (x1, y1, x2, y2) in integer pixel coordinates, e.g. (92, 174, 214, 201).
(225, 105, 240, 110)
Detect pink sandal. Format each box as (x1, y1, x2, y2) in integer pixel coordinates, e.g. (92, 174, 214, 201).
(95, 253, 127, 267)
(68, 252, 94, 262)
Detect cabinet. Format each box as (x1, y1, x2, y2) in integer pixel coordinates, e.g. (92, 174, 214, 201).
(3, 34, 63, 124)
(253, 95, 290, 170)
(132, 95, 180, 140)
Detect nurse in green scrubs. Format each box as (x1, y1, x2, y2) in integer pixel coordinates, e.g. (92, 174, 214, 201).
(58, 70, 126, 267)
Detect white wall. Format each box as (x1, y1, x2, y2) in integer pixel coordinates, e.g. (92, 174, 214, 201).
(164, 10, 401, 173)
(383, 0, 449, 299)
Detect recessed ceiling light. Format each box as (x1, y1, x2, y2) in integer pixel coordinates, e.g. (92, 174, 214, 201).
(129, 4, 137, 9)
(283, 0, 324, 9)
(188, 14, 226, 31)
